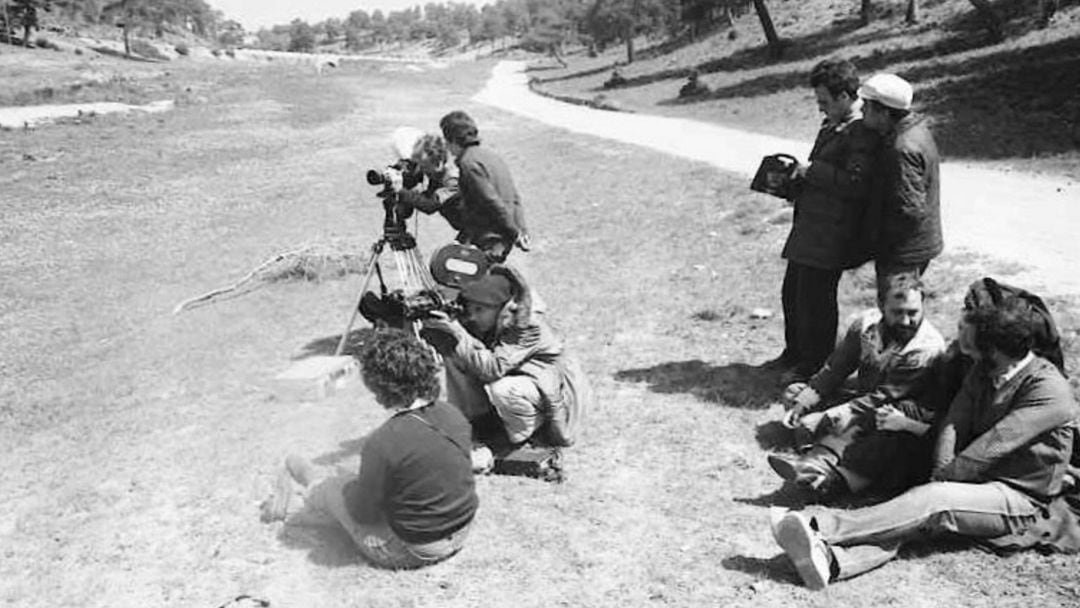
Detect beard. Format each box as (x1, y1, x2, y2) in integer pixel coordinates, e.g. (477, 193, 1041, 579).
(884, 321, 920, 345)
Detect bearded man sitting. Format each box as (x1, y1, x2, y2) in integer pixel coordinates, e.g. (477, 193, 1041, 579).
(768, 274, 946, 498)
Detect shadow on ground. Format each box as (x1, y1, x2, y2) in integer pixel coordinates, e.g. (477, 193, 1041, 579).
(614, 360, 782, 409)
(278, 522, 364, 569)
(721, 553, 802, 587)
(294, 327, 376, 359)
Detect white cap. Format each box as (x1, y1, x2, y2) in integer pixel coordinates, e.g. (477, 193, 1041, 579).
(858, 73, 913, 111)
(390, 126, 424, 159)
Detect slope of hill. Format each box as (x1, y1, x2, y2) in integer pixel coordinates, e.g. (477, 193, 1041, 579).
(532, 0, 1080, 180)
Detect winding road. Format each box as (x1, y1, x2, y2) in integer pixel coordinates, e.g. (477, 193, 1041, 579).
(475, 61, 1080, 299)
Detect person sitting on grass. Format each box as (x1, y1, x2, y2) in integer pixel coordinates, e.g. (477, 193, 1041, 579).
(769, 295, 1080, 590)
(768, 274, 945, 499)
(678, 69, 710, 99)
(260, 329, 477, 570)
(420, 265, 589, 470)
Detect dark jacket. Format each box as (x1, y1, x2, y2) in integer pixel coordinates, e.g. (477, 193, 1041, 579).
(934, 356, 1077, 501)
(455, 143, 528, 253)
(875, 113, 943, 266)
(782, 112, 880, 270)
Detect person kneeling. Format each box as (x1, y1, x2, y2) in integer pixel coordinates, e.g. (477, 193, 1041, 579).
(769, 275, 945, 498)
(420, 265, 589, 471)
(261, 330, 477, 570)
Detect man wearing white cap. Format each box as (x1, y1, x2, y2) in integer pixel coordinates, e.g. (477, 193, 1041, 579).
(859, 73, 943, 298)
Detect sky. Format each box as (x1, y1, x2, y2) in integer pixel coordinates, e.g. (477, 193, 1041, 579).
(210, 0, 491, 30)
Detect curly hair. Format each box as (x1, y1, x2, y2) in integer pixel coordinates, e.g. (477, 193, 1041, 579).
(439, 110, 479, 147)
(967, 296, 1036, 359)
(358, 329, 441, 408)
(809, 59, 860, 99)
(878, 272, 924, 306)
(411, 133, 448, 169)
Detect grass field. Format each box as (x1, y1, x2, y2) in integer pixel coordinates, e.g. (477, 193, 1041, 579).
(1, 39, 1079, 608)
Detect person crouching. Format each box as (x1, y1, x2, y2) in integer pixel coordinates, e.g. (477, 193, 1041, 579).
(420, 265, 589, 468)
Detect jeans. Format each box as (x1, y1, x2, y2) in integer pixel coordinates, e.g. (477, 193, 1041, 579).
(302, 475, 471, 570)
(444, 358, 542, 444)
(781, 261, 842, 371)
(805, 481, 1039, 580)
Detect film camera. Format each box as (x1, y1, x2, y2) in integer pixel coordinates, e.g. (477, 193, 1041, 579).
(359, 287, 462, 328)
(750, 153, 803, 201)
(366, 159, 426, 248)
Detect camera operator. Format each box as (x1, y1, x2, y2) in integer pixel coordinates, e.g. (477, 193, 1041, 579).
(438, 110, 530, 262)
(420, 266, 588, 468)
(381, 133, 465, 233)
(261, 330, 477, 570)
(769, 59, 882, 383)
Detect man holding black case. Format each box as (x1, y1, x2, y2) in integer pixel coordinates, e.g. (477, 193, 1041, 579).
(769, 59, 881, 382)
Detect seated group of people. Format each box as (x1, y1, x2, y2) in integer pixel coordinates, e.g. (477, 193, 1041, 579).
(260, 111, 591, 569)
(766, 275, 1080, 589)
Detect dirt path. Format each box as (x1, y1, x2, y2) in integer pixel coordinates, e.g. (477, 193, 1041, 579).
(476, 61, 1080, 299)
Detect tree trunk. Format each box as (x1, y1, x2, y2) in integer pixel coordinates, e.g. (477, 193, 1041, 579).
(751, 0, 782, 59)
(122, 21, 131, 55)
(967, 0, 1003, 40)
(906, 0, 919, 23)
(861, 0, 872, 24)
(23, 22, 30, 47)
(623, 27, 634, 63)
(1, 0, 9, 47)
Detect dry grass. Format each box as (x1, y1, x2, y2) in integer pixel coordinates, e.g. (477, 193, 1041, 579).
(1, 44, 1079, 608)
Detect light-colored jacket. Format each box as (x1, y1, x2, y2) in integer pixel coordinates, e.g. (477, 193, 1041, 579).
(449, 267, 589, 446)
(808, 308, 945, 422)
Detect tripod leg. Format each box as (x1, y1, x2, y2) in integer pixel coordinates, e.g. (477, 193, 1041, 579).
(334, 251, 383, 356)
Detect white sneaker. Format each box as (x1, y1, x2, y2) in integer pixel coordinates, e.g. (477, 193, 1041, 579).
(774, 511, 832, 590)
(471, 445, 494, 474)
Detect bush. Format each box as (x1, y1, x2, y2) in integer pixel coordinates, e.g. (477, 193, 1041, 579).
(211, 48, 221, 57)
(35, 37, 58, 50)
(174, 42, 190, 56)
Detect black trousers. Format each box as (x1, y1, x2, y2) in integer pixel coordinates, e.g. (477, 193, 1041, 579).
(781, 261, 842, 372)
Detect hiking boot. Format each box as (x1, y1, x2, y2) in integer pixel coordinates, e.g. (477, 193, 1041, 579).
(773, 511, 833, 590)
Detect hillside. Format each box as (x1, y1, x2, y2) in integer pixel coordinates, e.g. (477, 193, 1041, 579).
(531, 0, 1080, 181)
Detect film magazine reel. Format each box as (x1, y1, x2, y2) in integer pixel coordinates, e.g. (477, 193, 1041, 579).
(334, 241, 491, 356)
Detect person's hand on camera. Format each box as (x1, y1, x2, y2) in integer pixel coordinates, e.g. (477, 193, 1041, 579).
(421, 311, 465, 340)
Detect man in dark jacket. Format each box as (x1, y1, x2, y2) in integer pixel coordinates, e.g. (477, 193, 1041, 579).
(769, 296, 1080, 590)
(859, 73, 944, 297)
(771, 59, 881, 381)
(439, 110, 530, 262)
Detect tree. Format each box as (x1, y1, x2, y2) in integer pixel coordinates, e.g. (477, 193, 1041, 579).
(585, 0, 673, 63)
(9, 0, 51, 47)
(750, 0, 782, 57)
(905, 0, 918, 23)
(287, 18, 315, 52)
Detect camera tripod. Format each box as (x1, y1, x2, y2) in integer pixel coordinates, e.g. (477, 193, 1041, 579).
(333, 203, 437, 356)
